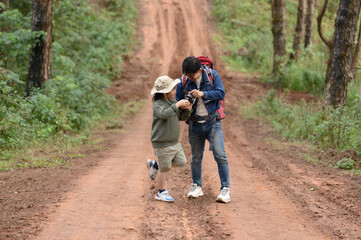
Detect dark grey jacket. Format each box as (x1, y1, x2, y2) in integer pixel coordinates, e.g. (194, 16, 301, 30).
(151, 99, 191, 148)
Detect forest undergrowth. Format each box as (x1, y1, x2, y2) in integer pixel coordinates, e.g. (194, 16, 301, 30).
(0, 0, 139, 170)
(212, 0, 361, 172)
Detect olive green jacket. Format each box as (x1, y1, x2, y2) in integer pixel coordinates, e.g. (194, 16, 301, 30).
(151, 99, 192, 148)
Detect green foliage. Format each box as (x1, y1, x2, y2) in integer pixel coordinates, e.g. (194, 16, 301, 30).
(336, 158, 355, 170)
(0, 100, 144, 171)
(51, 0, 137, 79)
(9, 0, 32, 16)
(242, 90, 361, 156)
(261, 50, 326, 94)
(0, 9, 44, 90)
(0, 0, 138, 158)
(212, 0, 273, 73)
(217, 0, 361, 169)
(212, 0, 359, 95)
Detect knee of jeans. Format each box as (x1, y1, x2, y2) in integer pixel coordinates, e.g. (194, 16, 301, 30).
(214, 152, 227, 165)
(191, 156, 202, 165)
(216, 157, 228, 165)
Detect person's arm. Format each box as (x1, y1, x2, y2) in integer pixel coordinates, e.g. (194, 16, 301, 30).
(178, 105, 193, 121)
(202, 70, 225, 100)
(153, 101, 178, 119)
(154, 99, 190, 119)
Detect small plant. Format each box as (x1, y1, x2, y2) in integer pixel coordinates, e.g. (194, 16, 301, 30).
(336, 158, 355, 170)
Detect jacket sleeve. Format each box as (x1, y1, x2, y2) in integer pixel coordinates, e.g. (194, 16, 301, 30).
(202, 70, 225, 100)
(154, 101, 178, 119)
(178, 108, 192, 121)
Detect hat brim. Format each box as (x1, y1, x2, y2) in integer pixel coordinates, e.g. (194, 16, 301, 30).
(151, 79, 180, 95)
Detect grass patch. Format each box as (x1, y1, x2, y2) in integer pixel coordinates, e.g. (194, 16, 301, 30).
(212, 0, 359, 95)
(240, 89, 361, 171)
(0, 100, 145, 171)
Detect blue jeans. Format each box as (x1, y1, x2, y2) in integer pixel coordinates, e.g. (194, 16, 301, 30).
(189, 120, 230, 189)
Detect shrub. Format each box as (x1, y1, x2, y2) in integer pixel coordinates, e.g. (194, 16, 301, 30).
(0, 0, 137, 153)
(243, 90, 361, 156)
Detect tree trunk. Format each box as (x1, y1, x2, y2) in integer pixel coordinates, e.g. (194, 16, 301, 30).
(0, 0, 9, 12)
(324, 0, 361, 108)
(351, 19, 361, 73)
(270, 0, 286, 75)
(26, 0, 53, 96)
(304, 0, 316, 48)
(290, 0, 305, 60)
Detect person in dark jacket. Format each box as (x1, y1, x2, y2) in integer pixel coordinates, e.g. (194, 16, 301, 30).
(147, 75, 192, 202)
(176, 56, 230, 203)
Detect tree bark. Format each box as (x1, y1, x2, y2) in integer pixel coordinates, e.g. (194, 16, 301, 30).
(26, 0, 53, 96)
(290, 0, 305, 60)
(351, 19, 361, 73)
(324, 0, 361, 108)
(304, 0, 316, 48)
(0, 0, 9, 12)
(270, 0, 286, 75)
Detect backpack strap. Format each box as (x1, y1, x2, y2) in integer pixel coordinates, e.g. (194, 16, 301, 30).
(201, 65, 214, 86)
(181, 74, 188, 96)
(181, 74, 187, 87)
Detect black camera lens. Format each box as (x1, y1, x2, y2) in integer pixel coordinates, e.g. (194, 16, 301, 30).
(185, 93, 196, 103)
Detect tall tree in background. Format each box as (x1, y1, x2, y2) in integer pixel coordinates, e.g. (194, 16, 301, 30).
(290, 0, 305, 60)
(26, 0, 53, 96)
(304, 0, 316, 48)
(324, 0, 361, 108)
(270, 0, 286, 75)
(0, 0, 9, 12)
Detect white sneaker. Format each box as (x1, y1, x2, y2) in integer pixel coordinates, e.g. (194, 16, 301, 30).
(187, 183, 204, 198)
(216, 187, 231, 203)
(155, 190, 174, 202)
(146, 159, 158, 180)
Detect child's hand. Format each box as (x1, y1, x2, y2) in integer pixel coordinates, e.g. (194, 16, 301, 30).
(176, 99, 190, 109)
(186, 103, 193, 110)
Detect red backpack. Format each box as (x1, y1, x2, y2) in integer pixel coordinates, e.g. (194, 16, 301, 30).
(181, 56, 225, 120)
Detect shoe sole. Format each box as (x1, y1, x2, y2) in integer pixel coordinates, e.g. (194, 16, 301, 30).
(187, 193, 204, 198)
(155, 197, 174, 203)
(216, 197, 231, 204)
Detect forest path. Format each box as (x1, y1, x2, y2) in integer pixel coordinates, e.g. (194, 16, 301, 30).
(33, 0, 356, 239)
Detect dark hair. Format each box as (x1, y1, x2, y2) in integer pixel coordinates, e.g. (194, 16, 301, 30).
(182, 56, 201, 74)
(152, 93, 164, 102)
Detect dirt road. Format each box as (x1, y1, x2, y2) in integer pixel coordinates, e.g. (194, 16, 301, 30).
(32, 0, 334, 239)
(2, 0, 360, 239)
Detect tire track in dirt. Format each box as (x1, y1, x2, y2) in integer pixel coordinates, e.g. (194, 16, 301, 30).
(140, 0, 228, 239)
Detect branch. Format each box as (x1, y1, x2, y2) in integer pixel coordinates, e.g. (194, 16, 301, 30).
(317, 0, 333, 49)
(351, 18, 361, 72)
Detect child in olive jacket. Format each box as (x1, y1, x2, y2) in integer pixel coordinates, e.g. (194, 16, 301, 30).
(147, 75, 192, 202)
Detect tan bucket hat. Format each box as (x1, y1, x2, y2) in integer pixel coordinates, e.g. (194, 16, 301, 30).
(151, 76, 180, 95)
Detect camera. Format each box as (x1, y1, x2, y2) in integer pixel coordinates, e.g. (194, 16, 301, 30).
(185, 93, 196, 104)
